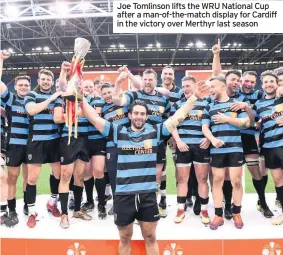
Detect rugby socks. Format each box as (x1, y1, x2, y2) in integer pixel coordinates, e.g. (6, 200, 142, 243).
(84, 177, 94, 203)
(23, 191, 27, 206)
(275, 186, 283, 212)
(262, 175, 268, 190)
(69, 175, 74, 200)
(59, 192, 69, 215)
(73, 185, 84, 212)
(252, 178, 266, 204)
(49, 175, 60, 205)
(0, 203, 7, 216)
(95, 178, 106, 206)
(177, 196, 186, 210)
(233, 205, 242, 214)
(26, 184, 36, 215)
(215, 207, 223, 217)
(223, 180, 232, 210)
(200, 197, 209, 211)
(7, 198, 16, 212)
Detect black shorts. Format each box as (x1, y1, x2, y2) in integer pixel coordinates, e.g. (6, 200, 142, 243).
(113, 192, 160, 227)
(241, 133, 259, 155)
(88, 138, 106, 157)
(26, 139, 60, 164)
(60, 137, 89, 165)
(157, 142, 166, 164)
(6, 144, 27, 167)
(264, 146, 283, 170)
(211, 152, 245, 168)
(1, 135, 6, 155)
(176, 144, 210, 165)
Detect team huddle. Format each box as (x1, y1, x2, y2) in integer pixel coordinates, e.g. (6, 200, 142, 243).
(1, 40, 283, 254)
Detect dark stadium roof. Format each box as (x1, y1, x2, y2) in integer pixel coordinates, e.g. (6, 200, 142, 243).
(1, 0, 283, 72)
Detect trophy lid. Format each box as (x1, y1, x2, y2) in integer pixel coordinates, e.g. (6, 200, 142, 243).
(74, 38, 91, 57)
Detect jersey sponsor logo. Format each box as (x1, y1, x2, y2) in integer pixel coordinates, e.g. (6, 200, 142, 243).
(108, 113, 126, 122)
(122, 144, 153, 155)
(144, 140, 152, 149)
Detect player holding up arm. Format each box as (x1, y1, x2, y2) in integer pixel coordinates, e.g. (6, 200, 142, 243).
(80, 81, 207, 255)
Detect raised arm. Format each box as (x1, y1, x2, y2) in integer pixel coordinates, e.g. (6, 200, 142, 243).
(58, 61, 71, 92)
(80, 99, 109, 135)
(212, 39, 222, 77)
(112, 72, 129, 106)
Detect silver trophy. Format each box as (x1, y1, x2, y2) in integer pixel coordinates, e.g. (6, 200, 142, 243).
(62, 37, 91, 101)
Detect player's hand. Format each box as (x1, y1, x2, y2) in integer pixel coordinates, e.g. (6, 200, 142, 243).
(118, 65, 129, 73)
(194, 80, 210, 99)
(230, 102, 248, 111)
(49, 91, 62, 102)
(211, 138, 225, 148)
(276, 87, 283, 98)
(116, 71, 128, 83)
(61, 61, 71, 72)
(276, 117, 283, 126)
(199, 138, 210, 149)
(213, 112, 229, 124)
(212, 39, 221, 55)
(0, 50, 11, 60)
(176, 140, 189, 152)
(168, 137, 176, 150)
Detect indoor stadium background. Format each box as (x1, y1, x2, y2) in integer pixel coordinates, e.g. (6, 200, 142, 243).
(1, 1, 283, 199)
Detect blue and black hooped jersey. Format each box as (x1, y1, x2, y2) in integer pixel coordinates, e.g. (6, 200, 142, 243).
(202, 98, 249, 154)
(54, 97, 89, 138)
(125, 90, 171, 125)
(101, 122, 170, 195)
(24, 90, 60, 141)
(254, 96, 283, 149)
(88, 97, 105, 140)
(157, 84, 184, 105)
(171, 97, 210, 145)
(102, 102, 130, 148)
(236, 89, 263, 135)
(1, 88, 29, 145)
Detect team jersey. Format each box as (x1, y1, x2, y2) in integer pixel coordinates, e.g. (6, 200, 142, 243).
(236, 89, 263, 135)
(1, 107, 6, 136)
(125, 90, 171, 125)
(202, 98, 249, 154)
(157, 84, 184, 105)
(24, 90, 60, 141)
(88, 97, 104, 140)
(102, 102, 130, 148)
(171, 97, 210, 145)
(54, 97, 89, 138)
(101, 122, 170, 195)
(1, 88, 29, 145)
(254, 96, 283, 148)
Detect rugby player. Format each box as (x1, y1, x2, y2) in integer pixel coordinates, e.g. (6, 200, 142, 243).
(24, 69, 62, 228)
(254, 70, 283, 225)
(81, 80, 207, 255)
(202, 76, 250, 230)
